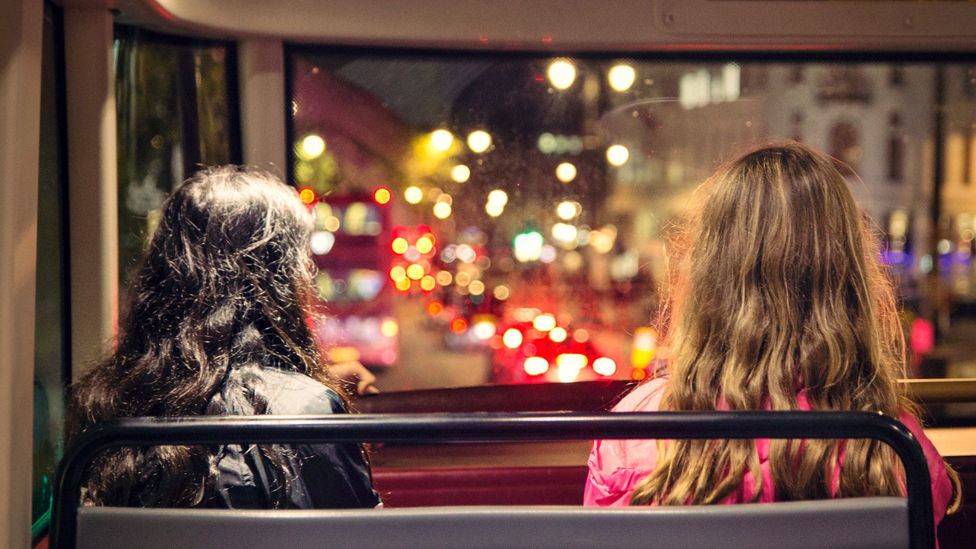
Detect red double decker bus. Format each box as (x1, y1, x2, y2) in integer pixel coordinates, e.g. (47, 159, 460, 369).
(307, 191, 399, 367)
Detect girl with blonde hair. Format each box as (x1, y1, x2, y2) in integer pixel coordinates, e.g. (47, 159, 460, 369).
(584, 142, 958, 532)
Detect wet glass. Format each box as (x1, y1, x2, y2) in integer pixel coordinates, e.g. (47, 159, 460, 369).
(115, 27, 237, 281)
(286, 53, 976, 393)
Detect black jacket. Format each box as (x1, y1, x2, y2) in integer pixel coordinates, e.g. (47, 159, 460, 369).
(211, 368, 381, 509)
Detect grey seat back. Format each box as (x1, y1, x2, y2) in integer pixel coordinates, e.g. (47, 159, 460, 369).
(77, 498, 909, 549)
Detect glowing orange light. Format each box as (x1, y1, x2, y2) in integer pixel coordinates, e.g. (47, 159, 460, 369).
(427, 301, 444, 316)
(299, 187, 316, 205)
(631, 368, 648, 381)
(451, 318, 469, 334)
(391, 237, 409, 254)
(373, 187, 392, 205)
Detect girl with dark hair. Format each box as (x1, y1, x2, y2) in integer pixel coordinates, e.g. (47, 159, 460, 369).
(66, 167, 380, 508)
(584, 143, 959, 532)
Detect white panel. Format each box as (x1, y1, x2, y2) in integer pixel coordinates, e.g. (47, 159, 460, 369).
(64, 7, 119, 380)
(0, 1, 42, 547)
(239, 39, 287, 172)
(120, 0, 976, 50)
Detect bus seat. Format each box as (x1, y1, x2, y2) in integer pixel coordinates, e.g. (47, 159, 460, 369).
(52, 412, 934, 548)
(372, 466, 587, 506)
(76, 498, 908, 549)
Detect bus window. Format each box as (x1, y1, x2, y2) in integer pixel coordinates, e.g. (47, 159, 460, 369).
(115, 26, 240, 283)
(287, 51, 976, 397)
(309, 194, 399, 368)
(32, 3, 68, 539)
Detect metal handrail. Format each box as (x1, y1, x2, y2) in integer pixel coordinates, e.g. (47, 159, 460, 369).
(51, 411, 934, 549)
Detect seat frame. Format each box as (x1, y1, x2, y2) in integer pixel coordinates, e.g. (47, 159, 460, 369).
(51, 411, 935, 549)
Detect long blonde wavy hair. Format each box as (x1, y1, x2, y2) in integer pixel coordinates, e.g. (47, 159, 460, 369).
(630, 142, 958, 507)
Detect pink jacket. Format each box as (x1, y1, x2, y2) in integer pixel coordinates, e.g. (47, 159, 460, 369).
(584, 377, 954, 531)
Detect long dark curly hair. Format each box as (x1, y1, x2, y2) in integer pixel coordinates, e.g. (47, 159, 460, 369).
(66, 166, 343, 507)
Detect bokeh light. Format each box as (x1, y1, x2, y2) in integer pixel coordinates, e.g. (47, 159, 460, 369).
(469, 280, 486, 295)
(486, 202, 505, 217)
(606, 144, 630, 166)
(310, 231, 335, 255)
(555, 162, 577, 183)
(549, 327, 568, 343)
(523, 356, 549, 376)
(433, 202, 452, 219)
(472, 319, 496, 340)
(436, 271, 453, 286)
(487, 189, 508, 205)
(551, 223, 578, 244)
(451, 164, 471, 183)
(467, 130, 492, 153)
(593, 357, 618, 376)
(451, 318, 468, 334)
(404, 186, 424, 204)
(556, 201, 580, 220)
(430, 129, 455, 152)
(299, 187, 316, 205)
(532, 313, 556, 332)
(391, 237, 409, 254)
(389, 266, 407, 281)
(608, 64, 637, 92)
(406, 264, 425, 280)
(503, 328, 523, 349)
(547, 59, 577, 90)
(513, 231, 544, 262)
(427, 301, 444, 316)
(416, 236, 434, 254)
(381, 319, 399, 338)
(301, 134, 326, 159)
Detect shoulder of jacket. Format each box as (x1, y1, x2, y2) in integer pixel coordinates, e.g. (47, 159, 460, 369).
(260, 369, 347, 415)
(613, 376, 670, 413)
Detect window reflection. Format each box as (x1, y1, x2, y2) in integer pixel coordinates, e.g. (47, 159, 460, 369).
(115, 27, 238, 280)
(289, 53, 976, 391)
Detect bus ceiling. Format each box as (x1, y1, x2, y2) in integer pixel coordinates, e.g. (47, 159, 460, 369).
(104, 0, 976, 52)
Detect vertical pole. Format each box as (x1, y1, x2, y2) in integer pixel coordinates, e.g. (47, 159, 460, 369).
(0, 1, 42, 546)
(929, 66, 947, 348)
(63, 7, 119, 380)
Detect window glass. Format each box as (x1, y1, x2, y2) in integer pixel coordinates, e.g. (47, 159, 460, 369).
(288, 51, 976, 394)
(32, 3, 69, 537)
(115, 27, 239, 282)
